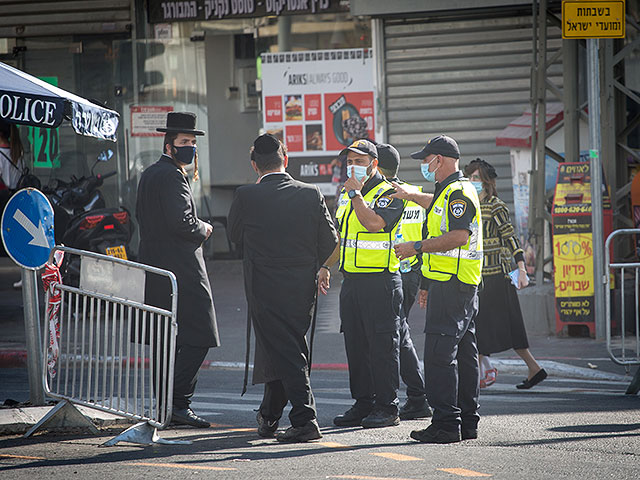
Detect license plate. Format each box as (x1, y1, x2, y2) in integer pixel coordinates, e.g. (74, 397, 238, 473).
(105, 245, 127, 260)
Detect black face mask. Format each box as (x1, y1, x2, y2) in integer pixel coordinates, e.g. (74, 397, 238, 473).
(172, 145, 196, 165)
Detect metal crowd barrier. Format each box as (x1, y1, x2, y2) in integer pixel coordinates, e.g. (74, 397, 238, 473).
(605, 229, 640, 394)
(24, 246, 187, 446)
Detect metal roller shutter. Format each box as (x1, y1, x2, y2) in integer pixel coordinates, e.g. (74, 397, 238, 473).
(0, 0, 132, 37)
(383, 14, 562, 207)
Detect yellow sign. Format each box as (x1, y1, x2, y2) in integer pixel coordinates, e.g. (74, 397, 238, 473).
(562, 0, 625, 38)
(553, 233, 594, 297)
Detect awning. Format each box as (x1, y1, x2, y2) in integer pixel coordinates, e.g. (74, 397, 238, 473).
(0, 61, 119, 142)
(495, 102, 564, 148)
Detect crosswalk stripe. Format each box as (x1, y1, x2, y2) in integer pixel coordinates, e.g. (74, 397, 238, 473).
(372, 452, 422, 461)
(437, 467, 492, 477)
(129, 462, 236, 471)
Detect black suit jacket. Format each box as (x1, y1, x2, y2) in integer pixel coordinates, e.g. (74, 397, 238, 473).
(228, 172, 338, 383)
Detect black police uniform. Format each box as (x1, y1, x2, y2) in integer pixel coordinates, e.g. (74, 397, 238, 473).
(389, 177, 427, 402)
(420, 171, 480, 436)
(339, 171, 405, 416)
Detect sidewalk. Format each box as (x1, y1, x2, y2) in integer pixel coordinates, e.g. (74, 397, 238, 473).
(0, 257, 637, 435)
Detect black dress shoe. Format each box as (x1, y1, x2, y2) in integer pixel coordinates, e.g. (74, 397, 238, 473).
(333, 406, 372, 427)
(276, 419, 322, 443)
(410, 425, 461, 444)
(516, 368, 548, 389)
(171, 408, 210, 428)
(256, 411, 279, 438)
(399, 397, 433, 420)
(361, 409, 400, 429)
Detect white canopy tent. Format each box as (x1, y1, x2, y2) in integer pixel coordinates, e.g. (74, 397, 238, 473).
(0, 61, 119, 141)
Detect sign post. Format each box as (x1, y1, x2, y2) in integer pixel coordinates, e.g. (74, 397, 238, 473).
(1, 188, 55, 405)
(562, 0, 625, 339)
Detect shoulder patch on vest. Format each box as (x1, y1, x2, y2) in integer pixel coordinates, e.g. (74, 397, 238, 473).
(450, 199, 467, 218)
(376, 195, 392, 208)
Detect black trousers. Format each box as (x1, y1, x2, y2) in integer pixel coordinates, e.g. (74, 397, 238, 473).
(259, 375, 316, 427)
(400, 268, 427, 399)
(152, 341, 209, 411)
(424, 278, 480, 432)
(340, 272, 402, 414)
(173, 344, 209, 410)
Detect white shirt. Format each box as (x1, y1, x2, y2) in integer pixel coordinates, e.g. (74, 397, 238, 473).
(0, 147, 24, 189)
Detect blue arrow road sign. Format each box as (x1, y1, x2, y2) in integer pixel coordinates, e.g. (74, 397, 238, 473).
(1, 188, 55, 269)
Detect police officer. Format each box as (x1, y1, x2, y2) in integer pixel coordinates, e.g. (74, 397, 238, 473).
(394, 135, 483, 444)
(319, 139, 405, 429)
(376, 143, 432, 420)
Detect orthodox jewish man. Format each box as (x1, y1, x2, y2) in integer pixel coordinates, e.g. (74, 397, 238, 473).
(228, 134, 338, 442)
(136, 111, 219, 428)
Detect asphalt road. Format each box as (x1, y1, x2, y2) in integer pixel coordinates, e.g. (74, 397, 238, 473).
(1, 367, 638, 479)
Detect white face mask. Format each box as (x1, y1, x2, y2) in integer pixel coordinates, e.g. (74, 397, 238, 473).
(420, 156, 439, 182)
(347, 162, 372, 182)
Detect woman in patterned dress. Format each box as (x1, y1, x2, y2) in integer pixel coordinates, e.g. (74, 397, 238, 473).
(464, 158, 547, 390)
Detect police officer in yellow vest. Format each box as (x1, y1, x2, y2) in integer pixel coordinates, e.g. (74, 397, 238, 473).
(394, 135, 483, 444)
(376, 143, 432, 421)
(319, 139, 405, 429)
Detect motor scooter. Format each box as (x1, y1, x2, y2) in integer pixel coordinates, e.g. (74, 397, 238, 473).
(42, 150, 135, 284)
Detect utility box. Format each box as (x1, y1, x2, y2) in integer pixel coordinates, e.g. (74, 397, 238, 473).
(552, 162, 612, 337)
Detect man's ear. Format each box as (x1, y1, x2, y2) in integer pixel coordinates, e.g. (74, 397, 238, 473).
(283, 154, 288, 169)
(251, 160, 260, 175)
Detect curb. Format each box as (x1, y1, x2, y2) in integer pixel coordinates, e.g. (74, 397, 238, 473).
(491, 358, 630, 382)
(1, 350, 628, 381)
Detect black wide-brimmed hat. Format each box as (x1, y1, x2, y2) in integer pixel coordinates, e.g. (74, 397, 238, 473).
(157, 112, 205, 135)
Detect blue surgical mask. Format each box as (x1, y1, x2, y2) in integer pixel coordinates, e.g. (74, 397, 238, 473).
(471, 181, 483, 194)
(173, 145, 196, 165)
(347, 163, 371, 182)
(420, 157, 439, 182)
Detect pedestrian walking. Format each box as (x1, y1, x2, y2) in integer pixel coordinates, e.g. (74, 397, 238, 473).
(464, 158, 546, 389)
(135, 111, 219, 428)
(394, 135, 483, 444)
(228, 133, 338, 443)
(319, 139, 405, 429)
(376, 143, 432, 420)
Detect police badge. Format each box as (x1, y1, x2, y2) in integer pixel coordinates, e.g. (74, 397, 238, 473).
(376, 195, 392, 208)
(450, 199, 467, 218)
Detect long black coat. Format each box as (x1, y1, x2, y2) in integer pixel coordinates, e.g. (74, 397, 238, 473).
(228, 173, 338, 384)
(136, 155, 219, 348)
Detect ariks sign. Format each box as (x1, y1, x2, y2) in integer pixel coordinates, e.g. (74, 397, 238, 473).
(147, 0, 349, 23)
(0, 90, 64, 129)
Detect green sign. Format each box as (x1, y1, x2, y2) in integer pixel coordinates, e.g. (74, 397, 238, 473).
(27, 76, 60, 169)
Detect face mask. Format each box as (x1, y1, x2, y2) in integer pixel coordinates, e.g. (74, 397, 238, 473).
(420, 157, 439, 182)
(347, 163, 371, 182)
(471, 181, 483, 194)
(173, 145, 196, 165)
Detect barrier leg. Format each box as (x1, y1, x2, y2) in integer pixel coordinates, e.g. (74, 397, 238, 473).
(23, 400, 99, 437)
(101, 421, 193, 447)
(625, 366, 640, 395)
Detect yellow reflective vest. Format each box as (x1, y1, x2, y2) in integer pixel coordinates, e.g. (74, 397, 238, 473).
(336, 178, 401, 273)
(395, 180, 425, 267)
(421, 178, 483, 285)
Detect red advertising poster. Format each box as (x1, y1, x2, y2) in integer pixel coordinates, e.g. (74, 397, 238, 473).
(285, 125, 304, 152)
(324, 92, 375, 151)
(305, 94, 322, 121)
(264, 95, 283, 122)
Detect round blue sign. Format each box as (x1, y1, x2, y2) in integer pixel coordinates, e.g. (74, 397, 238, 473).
(1, 188, 55, 270)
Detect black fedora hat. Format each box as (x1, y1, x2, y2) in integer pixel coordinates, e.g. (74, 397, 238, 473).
(157, 112, 205, 135)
